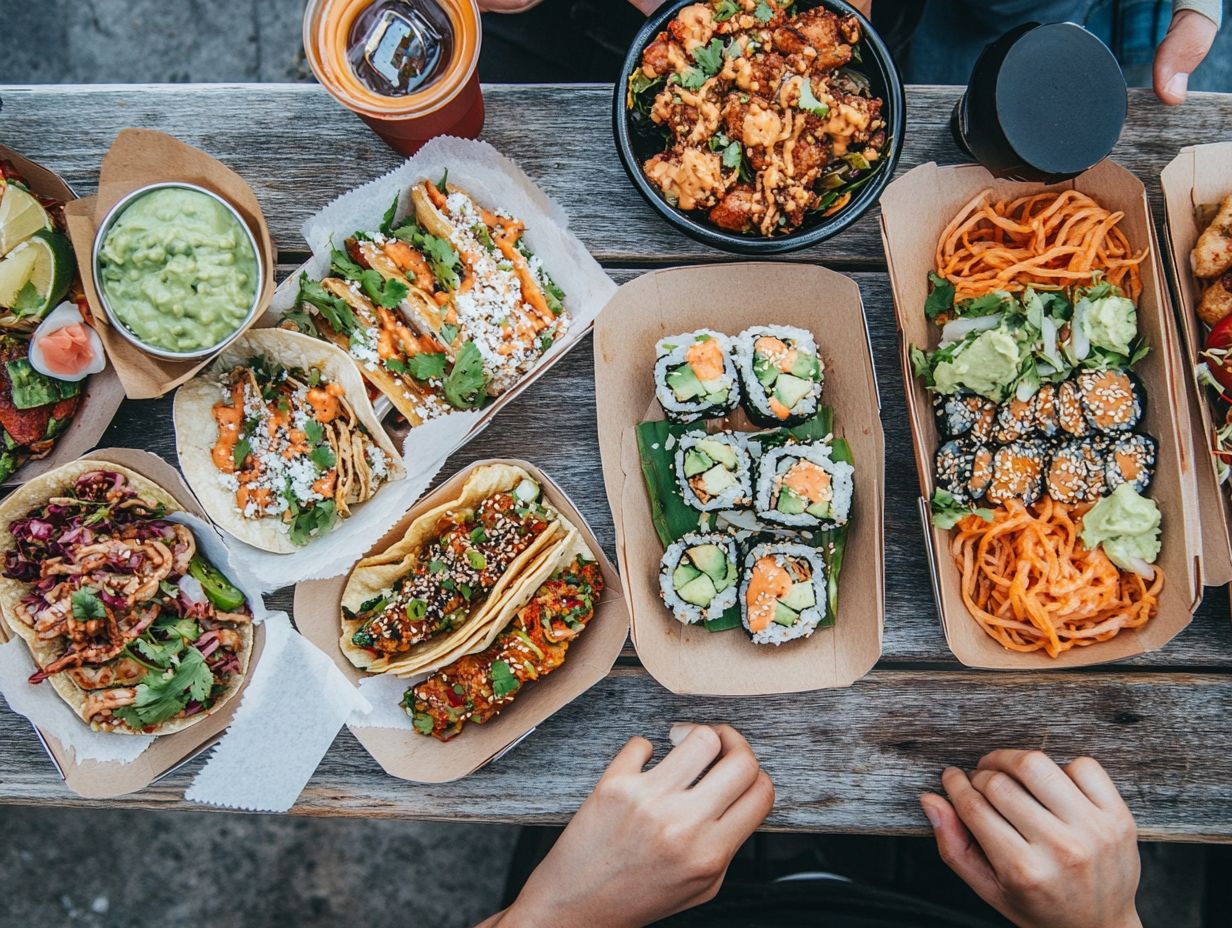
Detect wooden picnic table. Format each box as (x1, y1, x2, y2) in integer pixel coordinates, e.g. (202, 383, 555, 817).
(0, 82, 1230, 839)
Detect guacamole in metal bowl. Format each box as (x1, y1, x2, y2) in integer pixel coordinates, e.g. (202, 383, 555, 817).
(95, 184, 261, 358)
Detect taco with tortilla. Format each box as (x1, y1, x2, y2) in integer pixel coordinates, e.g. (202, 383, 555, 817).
(0, 463, 254, 734)
(173, 328, 405, 554)
(340, 463, 572, 676)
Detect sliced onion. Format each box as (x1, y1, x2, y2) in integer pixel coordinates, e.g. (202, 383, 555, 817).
(1071, 300, 1091, 361)
(178, 574, 207, 605)
(1016, 380, 1036, 403)
(1121, 555, 1155, 581)
(28, 302, 106, 382)
(1041, 314, 1057, 363)
(940, 314, 1001, 346)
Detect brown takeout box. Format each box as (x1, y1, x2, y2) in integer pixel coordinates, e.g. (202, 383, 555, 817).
(594, 264, 886, 695)
(293, 459, 630, 783)
(1160, 143, 1232, 586)
(0, 448, 266, 798)
(879, 160, 1202, 669)
(62, 129, 276, 399)
(0, 144, 125, 486)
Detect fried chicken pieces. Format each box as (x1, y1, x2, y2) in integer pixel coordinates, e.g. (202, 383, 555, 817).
(636, 0, 885, 235)
(1193, 194, 1232, 326)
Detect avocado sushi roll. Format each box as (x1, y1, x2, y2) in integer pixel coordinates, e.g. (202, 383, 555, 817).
(1104, 433, 1156, 494)
(934, 393, 997, 443)
(986, 440, 1046, 506)
(659, 533, 740, 624)
(1075, 369, 1143, 434)
(935, 439, 994, 505)
(754, 443, 854, 529)
(654, 330, 740, 423)
(734, 326, 824, 426)
(675, 430, 754, 512)
(739, 541, 827, 646)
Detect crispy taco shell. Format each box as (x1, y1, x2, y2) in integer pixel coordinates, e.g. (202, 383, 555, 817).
(0, 460, 254, 735)
(339, 463, 570, 675)
(173, 328, 406, 554)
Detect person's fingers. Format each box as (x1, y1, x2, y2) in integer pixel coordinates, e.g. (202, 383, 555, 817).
(628, 0, 670, 15)
(603, 735, 654, 778)
(969, 768, 1056, 842)
(920, 792, 1003, 904)
(976, 749, 1091, 822)
(941, 766, 1028, 860)
(693, 725, 764, 811)
(1153, 9, 1218, 105)
(850, 0, 873, 17)
(715, 769, 775, 843)
(650, 723, 723, 787)
(1064, 755, 1129, 812)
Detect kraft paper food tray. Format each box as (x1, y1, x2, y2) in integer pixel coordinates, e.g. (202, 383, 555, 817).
(62, 129, 276, 399)
(0, 144, 125, 486)
(293, 459, 630, 783)
(594, 264, 886, 696)
(879, 160, 1202, 670)
(0, 448, 266, 798)
(1160, 143, 1232, 586)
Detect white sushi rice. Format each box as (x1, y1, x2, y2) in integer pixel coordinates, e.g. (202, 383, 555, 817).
(653, 329, 740, 422)
(733, 325, 824, 423)
(754, 443, 855, 528)
(674, 430, 754, 512)
(738, 542, 827, 645)
(658, 532, 740, 624)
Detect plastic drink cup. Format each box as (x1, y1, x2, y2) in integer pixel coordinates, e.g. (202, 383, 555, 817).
(303, 0, 484, 155)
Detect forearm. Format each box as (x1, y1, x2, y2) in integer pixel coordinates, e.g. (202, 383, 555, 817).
(1174, 0, 1222, 28)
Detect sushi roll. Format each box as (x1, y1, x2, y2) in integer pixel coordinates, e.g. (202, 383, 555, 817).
(754, 443, 855, 529)
(934, 393, 997, 443)
(654, 330, 740, 423)
(734, 326, 824, 426)
(1104, 433, 1157, 494)
(935, 439, 994, 505)
(1075, 369, 1143, 434)
(1033, 383, 1061, 439)
(986, 440, 1046, 506)
(659, 533, 740, 624)
(1057, 379, 1091, 438)
(1045, 440, 1102, 505)
(739, 541, 827, 645)
(991, 393, 1038, 445)
(675, 430, 754, 511)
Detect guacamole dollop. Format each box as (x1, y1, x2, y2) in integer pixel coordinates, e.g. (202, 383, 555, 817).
(1082, 295, 1137, 355)
(98, 188, 257, 353)
(1081, 483, 1161, 571)
(933, 327, 1025, 399)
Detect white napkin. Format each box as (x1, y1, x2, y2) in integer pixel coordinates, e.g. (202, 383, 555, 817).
(348, 673, 416, 731)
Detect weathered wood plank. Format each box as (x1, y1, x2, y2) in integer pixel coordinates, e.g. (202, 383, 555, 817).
(0, 84, 1227, 267)
(2, 666, 1230, 840)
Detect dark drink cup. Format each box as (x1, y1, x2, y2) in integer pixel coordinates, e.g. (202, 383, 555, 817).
(304, 0, 484, 155)
(951, 21, 1127, 182)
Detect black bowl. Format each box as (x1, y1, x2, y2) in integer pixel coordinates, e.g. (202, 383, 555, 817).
(613, 0, 906, 256)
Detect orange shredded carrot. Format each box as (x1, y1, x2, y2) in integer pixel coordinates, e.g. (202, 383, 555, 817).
(935, 190, 1148, 302)
(949, 498, 1164, 658)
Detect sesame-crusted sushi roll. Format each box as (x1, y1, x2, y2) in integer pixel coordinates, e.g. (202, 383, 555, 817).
(1045, 440, 1102, 505)
(674, 430, 754, 512)
(654, 330, 740, 423)
(986, 440, 1046, 507)
(934, 393, 997, 443)
(1033, 383, 1062, 439)
(754, 443, 855, 529)
(1057, 379, 1091, 438)
(734, 326, 824, 426)
(659, 533, 740, 624)
(1075, 369, 1144, 434)
(739, 542, 827, 646)
(935, 439, 994, 505)
(991, 393, 1039, 444)
(1104, 433, 1157, 494)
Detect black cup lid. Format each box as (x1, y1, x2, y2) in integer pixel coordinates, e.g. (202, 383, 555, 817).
(956, 22, 1127, 181)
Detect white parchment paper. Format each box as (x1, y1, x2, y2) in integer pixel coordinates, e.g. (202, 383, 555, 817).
(348, 674, 416, 731)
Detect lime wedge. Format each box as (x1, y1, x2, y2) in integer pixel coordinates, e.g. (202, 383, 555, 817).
(0, 183, 53, 256)
(0, 229, 75, 317)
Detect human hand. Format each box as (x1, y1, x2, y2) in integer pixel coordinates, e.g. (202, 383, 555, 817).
(493, 724, 774, 928)
(1153, 9, 1219, 105)
(920, 750, 1141, 928)
(478, 0, 545, 13)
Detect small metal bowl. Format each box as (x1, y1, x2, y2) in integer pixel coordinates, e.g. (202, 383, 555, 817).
(613, 0, 906, 255)
(92, 182, 264, 361)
